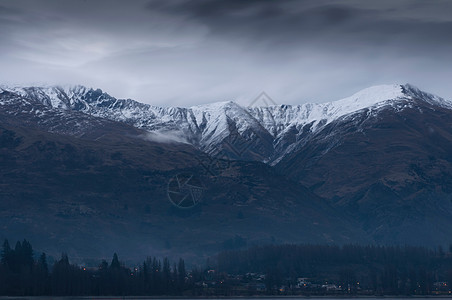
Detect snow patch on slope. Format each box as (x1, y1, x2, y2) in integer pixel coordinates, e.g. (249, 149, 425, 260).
(323, 84, 406, 120)
(247, 84, 407, 137)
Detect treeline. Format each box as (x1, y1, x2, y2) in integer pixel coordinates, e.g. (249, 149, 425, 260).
(0, 239, 191, 296)
(3, 239, 452, 296)
(217, 244, 452, 295)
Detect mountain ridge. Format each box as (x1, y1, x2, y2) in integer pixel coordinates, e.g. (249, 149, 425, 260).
(2, 83, 450, 164)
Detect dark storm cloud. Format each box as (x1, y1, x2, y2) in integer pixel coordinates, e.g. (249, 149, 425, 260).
(146, 0, 452, 50)
(146, 0, 366, 40)
(0, 4, 18, 15)
(1, 0, 452, 106)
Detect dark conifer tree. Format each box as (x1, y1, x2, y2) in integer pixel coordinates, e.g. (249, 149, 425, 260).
(177, 258, 186, 288)
(20, 239, 34, 270)
(1, 239, 11, 267)
(33, 253, 49, 295)
(110, 253, 120, 269)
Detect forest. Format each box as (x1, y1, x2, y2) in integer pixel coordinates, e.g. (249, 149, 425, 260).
(1, 239, 452, 296)
(217, 243, 452, 295)
(0, 239, 190, 296)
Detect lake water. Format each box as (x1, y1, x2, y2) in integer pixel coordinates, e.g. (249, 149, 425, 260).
(1, 297, 451, 300)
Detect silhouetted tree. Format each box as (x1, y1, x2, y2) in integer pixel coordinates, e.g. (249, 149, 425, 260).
(33, 253, 49, 295)
(177, 258, 186, 288)
(51, 253, 71, 295)
(110, 253, 120, 269)
(1, 239, 11, 267)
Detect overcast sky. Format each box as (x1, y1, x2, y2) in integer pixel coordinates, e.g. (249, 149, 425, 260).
(1, 0, 451, 107)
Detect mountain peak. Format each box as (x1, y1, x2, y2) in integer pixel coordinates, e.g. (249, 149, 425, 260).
(334, 84, 404, 107)
(401, 83, 452, 108)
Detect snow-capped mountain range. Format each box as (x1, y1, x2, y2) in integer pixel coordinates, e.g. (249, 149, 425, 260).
(2, 82, 452, 251)
(1, 83, 450, 164)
